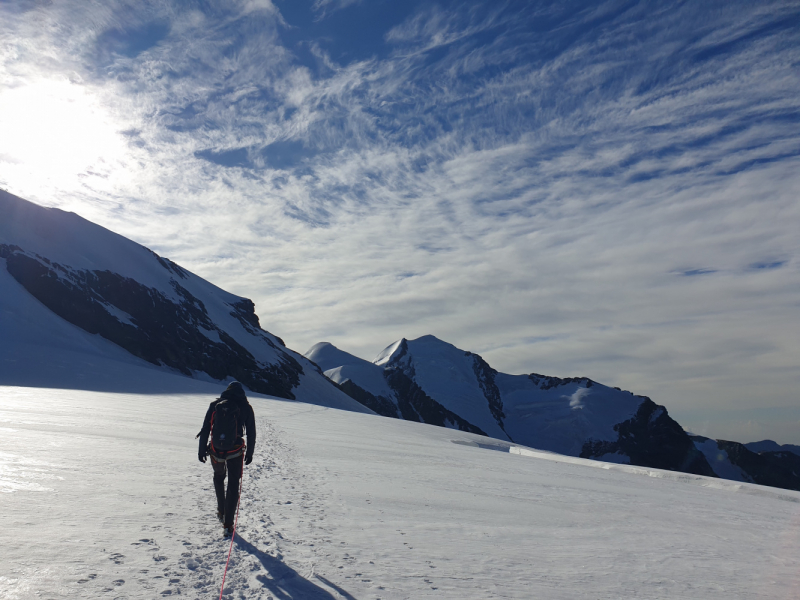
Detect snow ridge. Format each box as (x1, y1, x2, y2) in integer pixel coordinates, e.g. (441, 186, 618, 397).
(308, 336, 718, 478)
(310, 336, 800, 490)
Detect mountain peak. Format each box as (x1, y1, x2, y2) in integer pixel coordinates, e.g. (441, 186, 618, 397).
(305, 341, 366, 372)
(373, 338, 408, 367)
(0, 190, 372, 414)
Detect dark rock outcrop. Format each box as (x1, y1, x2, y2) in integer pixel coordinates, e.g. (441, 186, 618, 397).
(529, 373, 594, 390)
(581, 398, 715, 476)
(470, 352, 509, 439)
(384, 367, 487, 435)
(336, 379, 400, 418)
(2, 244, 302, 398)
(717, 440, 800, 491)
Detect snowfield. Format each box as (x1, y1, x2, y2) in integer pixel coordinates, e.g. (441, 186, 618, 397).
(2, 382, 799, 599)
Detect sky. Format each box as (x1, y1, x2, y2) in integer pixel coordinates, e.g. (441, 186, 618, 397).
(1, 0, 799, 444)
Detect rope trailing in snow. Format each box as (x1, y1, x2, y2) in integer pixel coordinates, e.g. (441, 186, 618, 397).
(218, 453, 245, 600)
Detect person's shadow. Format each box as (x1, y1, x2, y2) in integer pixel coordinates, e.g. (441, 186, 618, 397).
(234, 534, 358, 600)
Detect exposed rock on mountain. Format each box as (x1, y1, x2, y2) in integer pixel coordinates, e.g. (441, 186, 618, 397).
(692, 435, 800, 491)
(2, 243, 303, 397)
(582, 399, 714, 476)
(307, 335, 713, 477)
(305, 341, 483, 432)
(4, 190, 797, 492)
(0, 190, 368, 412)
(311, 336, 800, 490)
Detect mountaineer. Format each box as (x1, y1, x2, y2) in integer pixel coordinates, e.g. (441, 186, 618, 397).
(197, 381, 256, 537)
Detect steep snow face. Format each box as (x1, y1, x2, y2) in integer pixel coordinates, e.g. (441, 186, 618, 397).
(0, 191, 368, 412)
(373, 338, 405, 366)
(376, 335, 509, 440)
(694, 438, 754, 483)
(307, 342, 395, 400)
(315, 335, 714, 478)
(306, 342, 399, 417)
(497, 373, 641, 456)
(0, 190, 198, 300)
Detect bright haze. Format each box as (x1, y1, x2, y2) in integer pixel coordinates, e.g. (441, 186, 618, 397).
(1, 1, 798, 443)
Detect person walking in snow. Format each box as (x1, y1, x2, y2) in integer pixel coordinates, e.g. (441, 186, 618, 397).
(197, 381, 256, 537)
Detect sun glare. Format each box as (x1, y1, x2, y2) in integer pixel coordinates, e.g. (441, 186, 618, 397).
(0, 78, 126, 193)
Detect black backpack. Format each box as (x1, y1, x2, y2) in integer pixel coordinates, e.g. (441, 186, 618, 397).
(211, 399, 241, 452)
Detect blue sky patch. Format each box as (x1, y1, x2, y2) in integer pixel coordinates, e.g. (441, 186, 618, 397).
(680, 269, 718, 277)
(2, 0, 800, 443)
(749, 261, 786, 270)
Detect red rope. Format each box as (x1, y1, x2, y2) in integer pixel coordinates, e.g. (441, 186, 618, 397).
(218, 453, 245, 600)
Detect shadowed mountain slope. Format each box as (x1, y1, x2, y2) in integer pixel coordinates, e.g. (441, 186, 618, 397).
(0, 190, 369, 413)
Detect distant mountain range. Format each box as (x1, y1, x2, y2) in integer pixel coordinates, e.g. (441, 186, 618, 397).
(305, 337, 800, 490)
(2, 189, 798, 491)
(306, 338, 716, 475)
(745, 439, 800, 457)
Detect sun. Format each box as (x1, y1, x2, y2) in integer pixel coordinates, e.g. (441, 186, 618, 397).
(0, 77, 126, 194)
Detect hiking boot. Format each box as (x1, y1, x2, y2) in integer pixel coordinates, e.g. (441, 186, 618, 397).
(223, 525, 234, 538)
(216, 510, 224, 523)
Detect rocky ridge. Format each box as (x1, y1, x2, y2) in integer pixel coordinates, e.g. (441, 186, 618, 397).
(307, 336, 800, 490)
(0, 190, 366, 412)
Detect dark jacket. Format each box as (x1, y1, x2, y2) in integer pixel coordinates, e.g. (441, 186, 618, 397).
(198, 383, 256, 460)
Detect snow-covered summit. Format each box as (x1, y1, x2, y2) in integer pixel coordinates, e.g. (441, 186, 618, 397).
(309, 335, 800, 490)
(0, 190, 368, 413)
(307, 335, 715, 476)
(306, 341, 401, 417)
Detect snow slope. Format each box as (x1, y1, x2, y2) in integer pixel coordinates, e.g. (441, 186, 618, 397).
(2, 381, 799, 599)
(377, 335, 509, 440)
(0, 190, 368, 413)
(498, 371, 648, 456)
(307, 341, 397, 403)
(307, 341, 401, 417)
(310, 336, 712, 476)
(693, 437, 754, 483)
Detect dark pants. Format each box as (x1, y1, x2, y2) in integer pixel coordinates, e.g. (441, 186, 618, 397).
(211, 454, 243, 528)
